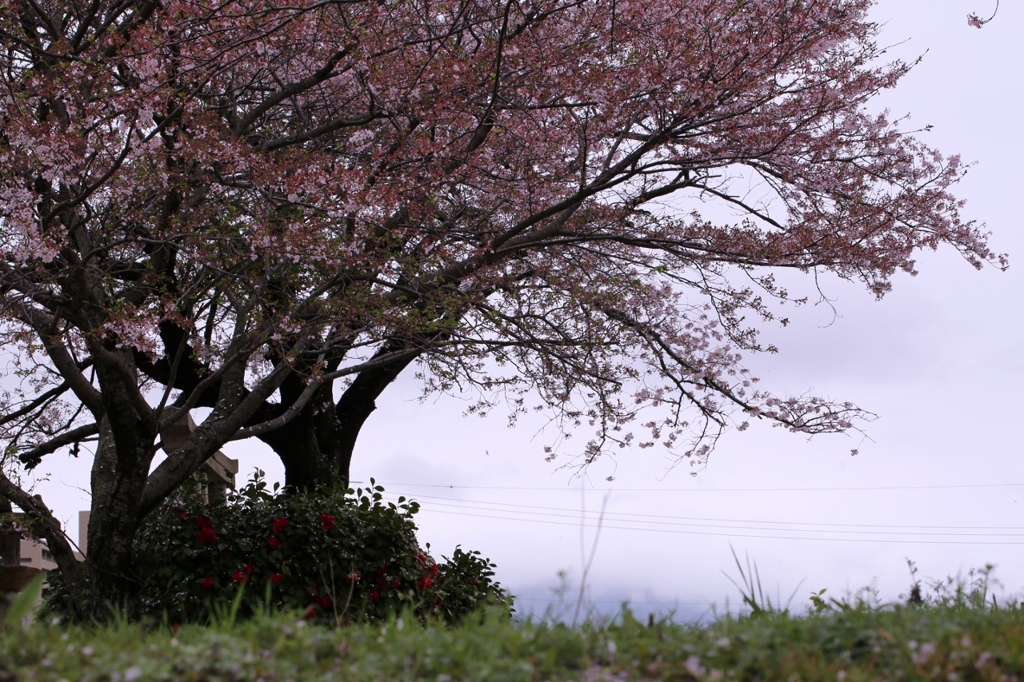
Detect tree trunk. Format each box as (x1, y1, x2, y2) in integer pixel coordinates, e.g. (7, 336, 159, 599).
(259, 382, 343, 490)
(261, 354, 417, 491)
(75, 343, 159, 620)
(80, 417, 150, 618)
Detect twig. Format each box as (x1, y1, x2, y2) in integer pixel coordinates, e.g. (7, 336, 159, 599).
(968, 0, 999, 28)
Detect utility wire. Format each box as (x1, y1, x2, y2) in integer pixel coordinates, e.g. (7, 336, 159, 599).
(410, 507, 1024, 545)
(391, 497, 1024, 538)
(377, 481, 1024, 492)
(383, 492, 1024, 531)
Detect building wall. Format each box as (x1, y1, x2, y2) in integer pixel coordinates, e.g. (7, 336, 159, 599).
(17, 539, 58, 571)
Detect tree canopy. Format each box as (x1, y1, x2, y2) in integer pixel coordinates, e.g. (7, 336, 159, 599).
(0, 0, 1002, 618)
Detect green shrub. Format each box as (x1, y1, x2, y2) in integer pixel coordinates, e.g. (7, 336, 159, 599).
(42, 474, 511, 626)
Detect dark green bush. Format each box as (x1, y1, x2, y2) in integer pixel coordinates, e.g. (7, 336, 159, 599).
(42, 474, 511, 626)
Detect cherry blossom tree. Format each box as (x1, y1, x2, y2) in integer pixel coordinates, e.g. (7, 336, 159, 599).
(0, 0, 1003, 617)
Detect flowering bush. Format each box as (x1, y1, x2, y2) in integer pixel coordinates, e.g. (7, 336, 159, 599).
(42, 474, 510, 625)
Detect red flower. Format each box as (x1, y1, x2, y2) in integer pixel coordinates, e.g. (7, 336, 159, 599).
(429, 564, 439, 576)
(267, 536, 280, 550)
(271, 517, 290, 533)
(377, 577, 388, 589)
(319, 512, 335, 530)
(200, 577, 215, 589)
(196, 526, 218, 543)
(369, 590, 381, 603)
(177, 512, 188, 520)
(415, 554, 427, 565)
(195, 515, 212, 529)
(317, 596, 333, 608)
(390, 578, 401, 588)
(231, 570, 247, 584)
(434, 597, 443, 606)
(243, 563, 256, 574)
(304, 607, 317, 620)
(270, 573, 284, 584)
(417, 576, 433, 590)
(377, 565, 389, 575)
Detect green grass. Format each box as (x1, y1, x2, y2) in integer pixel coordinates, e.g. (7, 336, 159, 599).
(2, 560, 1021, 680)
(3, 598, 1024, 681)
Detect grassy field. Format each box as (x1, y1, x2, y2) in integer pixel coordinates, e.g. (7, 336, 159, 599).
(3, 581, 1024, 681)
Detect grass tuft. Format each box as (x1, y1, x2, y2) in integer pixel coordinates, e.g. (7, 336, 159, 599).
(3, 562, 1022, 680)
(2, 599, 1023, 680)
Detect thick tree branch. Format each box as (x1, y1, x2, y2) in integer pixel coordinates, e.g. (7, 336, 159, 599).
(0, 380, 71, 428)
(0, 470, 86, 617)
(235, 48, 351, 135)
(230, 344, 423, 440)
(18, 422, 100, 470)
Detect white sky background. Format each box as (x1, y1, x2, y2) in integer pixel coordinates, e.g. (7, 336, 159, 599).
(29, 0, 1024, 621)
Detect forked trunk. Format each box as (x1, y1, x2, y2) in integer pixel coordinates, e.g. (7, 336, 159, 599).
(260, 357, 413, 491)
(260, 383, 349, 490)
(71, 418, 151, 619)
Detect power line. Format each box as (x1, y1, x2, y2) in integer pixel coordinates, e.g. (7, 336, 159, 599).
(377, 481, 1024, 492)
(406, 507, 1024, 545)
(385, 492, 1024, 531)
(389, 495, 1024, 537)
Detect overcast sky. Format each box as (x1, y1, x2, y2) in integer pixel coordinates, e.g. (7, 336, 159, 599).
(31, 0, 1024, 621)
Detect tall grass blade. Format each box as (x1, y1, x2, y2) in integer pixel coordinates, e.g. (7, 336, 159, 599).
(3, 572, 45, 628)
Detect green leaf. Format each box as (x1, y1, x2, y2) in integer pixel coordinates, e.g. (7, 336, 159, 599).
(3, 571, 45, 628)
